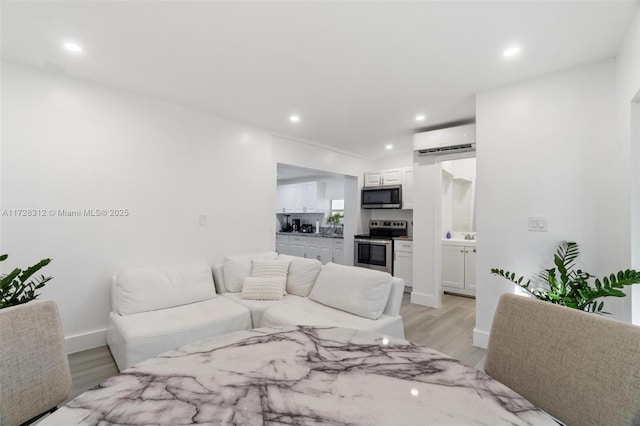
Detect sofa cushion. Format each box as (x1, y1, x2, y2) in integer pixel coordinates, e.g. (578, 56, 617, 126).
(308, 263, 392, 320)
(107, 297, 251, 370)
(115, 263, 216, 316)
(278, 254, 322, 297)
(223, 252, 278, 293)
(221, 293, 303, 327)
(261, 303, 337, 328)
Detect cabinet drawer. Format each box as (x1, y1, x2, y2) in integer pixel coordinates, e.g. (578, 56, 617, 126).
(290, 236, 305, 243)
(276, 235, 289, 243)
(332, 239, 344, 248)
(394, 241, 413, 253)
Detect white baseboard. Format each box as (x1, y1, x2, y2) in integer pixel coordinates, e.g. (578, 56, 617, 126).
(65, 328, 107, 354)
(473, 328, 489, 349)
(410, 291, 440, 308)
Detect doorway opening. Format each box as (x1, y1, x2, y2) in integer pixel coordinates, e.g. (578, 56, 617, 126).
(276, 163, 359, 266)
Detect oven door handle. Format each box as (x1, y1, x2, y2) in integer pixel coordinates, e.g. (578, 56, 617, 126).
(355, 238, 392, 245)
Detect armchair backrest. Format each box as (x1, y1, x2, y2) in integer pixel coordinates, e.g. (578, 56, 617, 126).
(485, 293, 640, 426)
(0, 301, 72, 426)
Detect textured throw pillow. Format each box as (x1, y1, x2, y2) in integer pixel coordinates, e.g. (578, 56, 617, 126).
(240, 276, 286, 301)
(239, 258, 291, 300)
(278, 254, 322, 297)
(223, 252, 278, 293)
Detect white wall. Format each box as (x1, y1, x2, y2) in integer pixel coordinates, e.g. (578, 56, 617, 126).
(616, 9, 640, 325)
(474, 60, 622, 347)
(1, 61, 278, 352)
(1, 64, 375, 352)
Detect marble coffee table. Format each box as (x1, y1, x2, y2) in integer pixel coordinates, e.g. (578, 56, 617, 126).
(41, 326, 557, 425)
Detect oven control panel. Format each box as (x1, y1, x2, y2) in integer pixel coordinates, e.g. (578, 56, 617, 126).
(369, 220, 407, 230)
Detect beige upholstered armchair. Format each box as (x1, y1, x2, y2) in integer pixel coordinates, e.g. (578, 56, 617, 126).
(0, 301, 72, 426)
(485, 293, 640, 426)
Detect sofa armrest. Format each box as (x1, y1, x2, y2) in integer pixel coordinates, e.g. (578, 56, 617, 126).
(212, 264, 226, 294)
(384, 277, 404, 316)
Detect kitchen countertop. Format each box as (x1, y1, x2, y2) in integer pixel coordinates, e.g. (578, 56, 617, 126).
(393, 236, 413, 241)
(442, 239, 476, 246)
(277, 232, 343, 239)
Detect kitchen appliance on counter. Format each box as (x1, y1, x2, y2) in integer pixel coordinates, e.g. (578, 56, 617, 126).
(361, 185, 402, 209)
(301, 224, 314, 233)
(281, 215, 293, 232)
(354, 220, 407, 274)
(292, 219, 301, 232)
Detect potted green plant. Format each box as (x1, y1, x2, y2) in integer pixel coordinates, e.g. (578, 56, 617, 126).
(0, 254, 53, 309)
(327, 212, 343, 231)
(491, 241, 640, 314)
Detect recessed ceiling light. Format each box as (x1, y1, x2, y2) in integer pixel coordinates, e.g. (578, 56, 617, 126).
(63, 42, 83, 54)
(415, 114, 426, 122)
(289, 115, 300, 123)
(385, 144, 393, 150)
(503, 46, 521, 57)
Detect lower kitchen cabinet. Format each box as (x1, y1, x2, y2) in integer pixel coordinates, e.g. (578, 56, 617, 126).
(275, 234, 344, 265)
(441, 242, 476, 296)
(393, 240, 413, 290)
(276, 235, 289, 255)
(332, 239, 344, 265)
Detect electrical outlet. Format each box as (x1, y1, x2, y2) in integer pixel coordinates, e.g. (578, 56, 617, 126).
(199, 215, 207, 226)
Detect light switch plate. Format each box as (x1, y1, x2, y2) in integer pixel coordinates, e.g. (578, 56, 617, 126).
(199, 215, 207, 226)
(528, 216, 548, 232)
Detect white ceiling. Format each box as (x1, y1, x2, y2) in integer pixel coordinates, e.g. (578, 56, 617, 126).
(1, 1, 637, 158)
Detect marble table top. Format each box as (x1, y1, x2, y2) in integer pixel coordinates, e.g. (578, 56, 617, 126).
(42, 326, 557, 425)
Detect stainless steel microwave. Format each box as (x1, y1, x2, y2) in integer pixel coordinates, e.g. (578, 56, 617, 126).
(361, 185, 402, 209)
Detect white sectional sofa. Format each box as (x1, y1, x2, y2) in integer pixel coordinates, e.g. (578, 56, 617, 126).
(107, 252, 405, 371)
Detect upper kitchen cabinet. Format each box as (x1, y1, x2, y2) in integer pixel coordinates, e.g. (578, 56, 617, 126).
(363, 167, 414, 209)
(364, 168, 402, 187)
(276, 181, 325, 213)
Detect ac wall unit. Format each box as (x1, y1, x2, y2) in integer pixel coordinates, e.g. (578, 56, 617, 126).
(413, 123, 476, 156)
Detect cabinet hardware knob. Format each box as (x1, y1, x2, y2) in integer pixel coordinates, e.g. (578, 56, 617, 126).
(473, 249, 476, 253)
(460, 250, 464, 253)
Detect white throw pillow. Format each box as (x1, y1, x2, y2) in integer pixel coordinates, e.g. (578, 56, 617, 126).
(223, 252, 278, 293)
(308, 262, 392, 320)
(251, 259, 291, 295)
(240, 276, 286, 301)
(278, 254, 322, 297)
(115, 263, 216, 316)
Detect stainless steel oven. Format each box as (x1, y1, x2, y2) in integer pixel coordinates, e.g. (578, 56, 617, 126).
(354, 220, 408, 274)
(354, 237, 393, 273)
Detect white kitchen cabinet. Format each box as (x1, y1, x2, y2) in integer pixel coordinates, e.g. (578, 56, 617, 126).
(332, 239, 344, 264)
(364, 169, 402, 187)
(402, 168, 414, 210)
(289, 235, 306, 258)
(393, 240, 413, 290)
(274, 234, 344, 264)
(276, 182, 324, 213)
(276, 187, 287, 213)
(305, 237, 319, 260)
(302, 182, 318, 212)
(441, 242, 476, 296)
(276, 235, 289, 255)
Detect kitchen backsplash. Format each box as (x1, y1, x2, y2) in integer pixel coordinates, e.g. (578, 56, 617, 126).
(276, 212, 326, 232)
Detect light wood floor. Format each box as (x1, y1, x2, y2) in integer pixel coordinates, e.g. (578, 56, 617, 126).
(67, 293, 485, 399)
